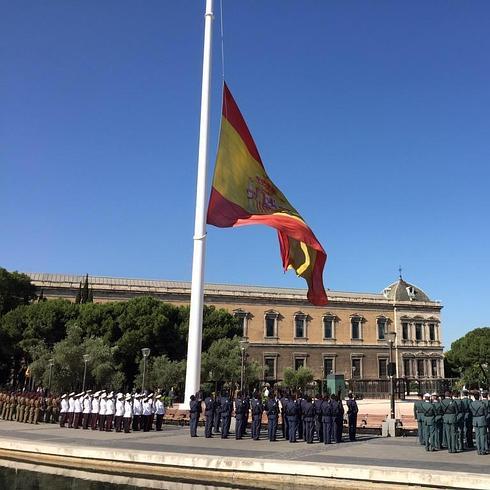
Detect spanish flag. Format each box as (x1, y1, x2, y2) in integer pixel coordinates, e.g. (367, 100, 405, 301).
(207, 84, 328, 306)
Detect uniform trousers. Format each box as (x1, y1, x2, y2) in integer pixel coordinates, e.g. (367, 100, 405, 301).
(123, 417, 131, 433)
(287, 416, 297, 442)
(315, 416, 323, 442)
(348, 414, 357, 441)
(417, 419, 424, 445)
(90, 413, 98, 430)
(443, 421, 457, 453)
(189, 413, 199, 437)
(73, 412, 82, 429)
(59, 412, 67, 428)
(114, 415, 123, 432)
(132, 415, 141, 431)
(221, 415, 230, 438)
(304, 417, 314, 443)
(333, 417, 343, 442)
(251, 414, 261, 440)
(67, 412, 74, 428)
(98, 414, 106, 431)
(156, 413, 164, 431)
(105, 414, 114, 431)
(142, 415, 150, 432)
(282, 413, 288, 439)
(82, 413, 90, 429)
(213, 410, 221, 433)
(204, 413, 213, 438)
(465, 419, 474, 448)
(267, 415, 277, 441)
(235, 414, 244, 439)
(323, 417, 333, 444)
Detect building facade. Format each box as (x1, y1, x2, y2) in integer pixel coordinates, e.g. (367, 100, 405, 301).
(28, 273, 444, 383)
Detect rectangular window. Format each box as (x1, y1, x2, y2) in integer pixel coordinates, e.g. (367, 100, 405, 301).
(294, 357, 305, 370)
(402, 322, 409, 340)
(431, 359, 438, 377)
(417, 359, 425, 377)
(377, 319, 386, 340)
(429, 323, 436, 341)
(351, 319, 361, 339)
(265, 315, 276, 338)
(264, 357, 276, 379)
(415, 323, 423, 341)
(403, 359, 411, 376)
(323, 318, 333, 339)
(378, 358, 388, 378)
(351, 358, 361, 378)
(323, 358, 334, 376)
(295, 317, 305, 338)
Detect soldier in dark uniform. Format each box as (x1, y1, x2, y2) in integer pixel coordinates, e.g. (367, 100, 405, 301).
(413, 393, 425, 445)
(285, 394, 299, 443)
(322, 394, 333, 444)
(204, 392, 215, 438)
(422, 394, 436, 451)
(441, 391, 458, 453)
(461, 389, 474, 449)
(213, 392, 221, 434)
(242, 394, 250, 437)
(470, 392, 488, 455)
(250, 391, 263, 440)
(220, 392, 232, 439)
(280, 392, 289, 439)
(331, 394, 343, 443)
(297, 392, 305, 440)
(265, 392, 279, 441)
(346, 392, 358, 442)
(453, 391, 464, 452)
(432, 393, 444, 449)
(234, 391, 245, 440)
(303, 396, 316, 444)
(314, 393, 324, 443)
(189, 394, 201, 437)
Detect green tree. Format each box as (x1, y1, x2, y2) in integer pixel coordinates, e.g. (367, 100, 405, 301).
(0, 267, 36, 316)
(445, 327, 490, 388)
(283, 366, 314, 391)
(134, 354, 185, 394)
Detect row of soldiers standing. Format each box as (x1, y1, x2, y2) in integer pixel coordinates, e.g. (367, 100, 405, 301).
(413, 390, 489, 455)
(190, 390, 359, 444)
(59, 390, 166, 433)
(0, 391, 60, 424)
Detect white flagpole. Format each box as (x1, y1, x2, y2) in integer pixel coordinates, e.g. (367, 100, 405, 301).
(183, 0, 214, 410)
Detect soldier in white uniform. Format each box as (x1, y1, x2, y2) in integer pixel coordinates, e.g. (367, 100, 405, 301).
(142, 396, 151, 432)
(105, 392, 115, 431)
(114, 393, 124, 432)
(67, 392, 75, 428)
(82, 391, 92, 429)
(60, 394, 69, 428)
(91, 391, 100, 430)
(132, 394, 142, 431)
(98, 392, 107, 431)
(123, 394, 133, 433)
(73, 392, 83, 429)
(155, 395, 166, 431)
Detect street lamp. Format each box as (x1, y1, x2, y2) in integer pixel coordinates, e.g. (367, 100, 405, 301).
(141, 348, 151, 393)
(82, 354, 90, 392)
(386, 331, 397, 419)
(47, 358, 54, 393)
(239, 340, 248, 393)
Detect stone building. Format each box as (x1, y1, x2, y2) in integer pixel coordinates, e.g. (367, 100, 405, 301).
(28, 273, 444, 383)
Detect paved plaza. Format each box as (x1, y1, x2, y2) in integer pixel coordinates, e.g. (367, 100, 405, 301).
(0, 420, 488, 489)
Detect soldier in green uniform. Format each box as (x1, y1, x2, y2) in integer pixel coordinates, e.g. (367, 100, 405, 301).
(470, 391, 488, 455)
(24, 397, 32, 423)
(0, 393, 4, 418)
(441, 390, 458, 453)
(17, 396, 25, 424)
(10, 394, 18, 421)
(433, 393, 444, 449)
(413, 393, 425, 445)
(482, 391, 490, 448)
(422, 393, 437, 451)
(31, 397, 40, 424)
(461, 389, 474, 448)
(3, 395, 11, 420)
(452, 391, 464, 452)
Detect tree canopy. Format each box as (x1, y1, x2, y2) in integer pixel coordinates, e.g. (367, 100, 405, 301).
(0, 267, 36, 316)
(445, 327, 490, 388)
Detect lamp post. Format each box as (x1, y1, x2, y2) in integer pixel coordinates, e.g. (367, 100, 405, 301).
(82, 354, 90, 392)
(239, 340, 248, 393)
(386, 331, 397, 419)
(47, 358, 54, 393)
(141, 348, 151, 394)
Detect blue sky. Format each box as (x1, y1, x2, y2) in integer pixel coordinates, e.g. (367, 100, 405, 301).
(2, 1, 489, 348)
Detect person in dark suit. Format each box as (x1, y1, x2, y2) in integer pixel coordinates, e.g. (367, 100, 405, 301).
(303, 396, 316, 444)
(314, 394, 324, 442)
(285, 394, 299, 443)
(470, 392, 488, 455)
(189, 394, 201, 437)
(280, 392, 289, 439)
(250, 391, 263, 440)
(220, 392, 232, 439)
(322, 394, 333, 444)
(204, 392, 215, 438)
(213, 392, 221, 434)
(234, 391, 245, 440)
(346, 392, 358, 442)
(265, 392, 279, 441)
(331, 394, 343, 443)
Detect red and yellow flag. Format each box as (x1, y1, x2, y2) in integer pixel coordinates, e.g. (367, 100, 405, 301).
(207, 84, 328, 306)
